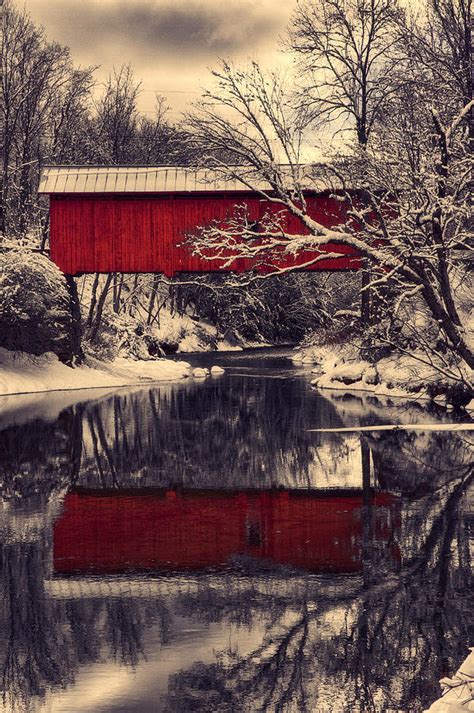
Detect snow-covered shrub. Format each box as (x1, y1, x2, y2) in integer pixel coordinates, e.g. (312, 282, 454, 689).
(148, 310, 217, 354)
(116, 323, 165, 360)
(302, 322, 360, 349)
(0, 250, 73, 361)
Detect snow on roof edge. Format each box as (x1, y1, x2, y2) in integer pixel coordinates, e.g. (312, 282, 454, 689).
(38, 165, 334, 195)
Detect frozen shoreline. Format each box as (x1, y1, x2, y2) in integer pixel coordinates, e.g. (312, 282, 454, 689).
(0, 348, 193, 397)
(1, 345, 473, 417)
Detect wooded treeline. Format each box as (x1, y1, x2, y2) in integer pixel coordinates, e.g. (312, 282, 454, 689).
(0, 2, 198, 239)
(1, 0, 472, 386)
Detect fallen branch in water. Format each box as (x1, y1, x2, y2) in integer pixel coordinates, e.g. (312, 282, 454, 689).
(308, 424, 474, 433)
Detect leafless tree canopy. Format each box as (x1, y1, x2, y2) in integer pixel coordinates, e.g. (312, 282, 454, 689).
(185, 0, 473, 378)
(289, 0, 404, 146)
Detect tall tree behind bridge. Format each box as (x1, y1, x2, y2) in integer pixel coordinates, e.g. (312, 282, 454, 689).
(185, 0, 473, 378)
(289, 0, 403, 147)
(0, 1, 95, 237)
(90, 65, 198, 167)
(92, 64, 140, 165)
(400, 0, 472, 140)
(289, 0, 404, 325)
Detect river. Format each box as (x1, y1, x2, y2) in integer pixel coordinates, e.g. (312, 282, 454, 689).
(0, 347, 472, 712)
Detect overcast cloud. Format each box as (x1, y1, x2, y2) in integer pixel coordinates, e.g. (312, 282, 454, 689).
(25, 0, 295, 114)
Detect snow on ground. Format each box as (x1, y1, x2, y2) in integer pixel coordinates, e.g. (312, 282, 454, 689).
(293, 345, 473, 409)
(0, 347, 192, 397)
(0, 388, 119, 428)
(110, 357, 191, 381)
(424, 648, 474, 712)
(145, 308, 241, 353)
(216, 342, 243, 351)
(321, 389, 457, 426)
(154, 310, 216, 353)
(308, 423, 474, 433)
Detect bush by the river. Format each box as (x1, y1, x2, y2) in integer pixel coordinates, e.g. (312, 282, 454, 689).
(0, 250, 74, 362)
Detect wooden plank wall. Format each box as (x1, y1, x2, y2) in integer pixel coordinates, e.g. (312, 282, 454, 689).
(50, 193, 361, 275)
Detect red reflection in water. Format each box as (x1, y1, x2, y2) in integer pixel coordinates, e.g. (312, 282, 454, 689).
(53, 489, 400, 575)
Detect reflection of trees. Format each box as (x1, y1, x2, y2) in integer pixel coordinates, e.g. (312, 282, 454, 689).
(0, 401, 174, 708)
(0, 408, 83, 558)
(0, 540, 73, 711)
(370, 429, 473, 494)
(4, 380, 469, 498)
(320, 475, 472, 712)
(78, 379, 348, 490)
(165, 472, 473, 713)
(0, 460, 470, 711)
(168, 610, 312, 713)
(0, 379, 472, 710)
(74, 383, 473, 497)
(0, 408, 83, 505)
(104, 597, 172, 666)
(0, 534, 174, 709)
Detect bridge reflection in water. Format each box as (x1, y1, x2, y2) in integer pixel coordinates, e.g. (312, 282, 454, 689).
(0, 366, 471, 713)
(53, 487, 400, 575)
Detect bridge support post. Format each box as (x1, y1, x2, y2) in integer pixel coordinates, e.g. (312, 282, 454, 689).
(361, 438, 375, 586)
(65, 274, 84, 365)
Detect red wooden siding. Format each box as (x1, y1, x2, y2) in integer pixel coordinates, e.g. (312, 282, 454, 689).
(53, 489, 400, 575)
(49, 193, 361, 275)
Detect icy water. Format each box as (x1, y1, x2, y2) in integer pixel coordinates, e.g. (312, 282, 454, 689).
(0, 347, 472, 713)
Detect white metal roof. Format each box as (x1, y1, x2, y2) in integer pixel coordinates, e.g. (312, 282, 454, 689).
(38, 165, 327, 194)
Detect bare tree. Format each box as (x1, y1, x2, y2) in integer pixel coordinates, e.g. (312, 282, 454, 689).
(400, 0, 472, 139)
(185, 29, 473, 378)
(289, 0, 404, 147)
(289, 0, 406, 325)
(93, 64, 140, 165)
(0, 1, 96, 237)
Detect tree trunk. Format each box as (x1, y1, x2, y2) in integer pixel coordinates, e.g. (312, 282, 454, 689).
(147, 274, 161, 325)
(112, 273, 124, 313)
(89, 273, 113, 342)
(18, 147, 32, 236)
(65, 274, 84, 365)
(421, 282, 474, 370)
(361, 263, 371, 327)
(39, 213, 50, 253)
(86, 273, 100, 327)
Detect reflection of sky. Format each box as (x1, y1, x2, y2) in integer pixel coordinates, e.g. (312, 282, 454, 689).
(40, 615, 266, 713)
(306, 436, 364, 490)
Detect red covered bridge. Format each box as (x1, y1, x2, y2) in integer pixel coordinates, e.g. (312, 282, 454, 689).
(39, 166, 361, 276)
(53, 488, 400, 575)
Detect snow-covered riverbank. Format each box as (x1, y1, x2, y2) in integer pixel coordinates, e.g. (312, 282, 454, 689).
(292, 345, 474, 412)
(424, 648, 474, 712)
(0, 348, 193, 396)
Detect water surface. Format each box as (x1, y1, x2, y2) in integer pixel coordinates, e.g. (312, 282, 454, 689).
(0, 348, 472, 712)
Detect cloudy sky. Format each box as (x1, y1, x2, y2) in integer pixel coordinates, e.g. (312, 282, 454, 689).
(26, 0, 297, 116)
